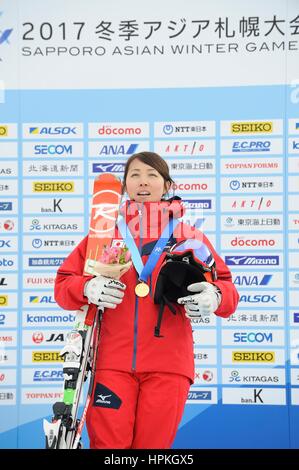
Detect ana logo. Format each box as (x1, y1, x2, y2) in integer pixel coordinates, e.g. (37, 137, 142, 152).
(233, 274, 272, 286)
(97, 144, 138, 156)
(0, 12, 13, 62)
(32, 332, 44, 344)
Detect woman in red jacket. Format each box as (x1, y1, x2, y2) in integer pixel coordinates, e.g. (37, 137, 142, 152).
(54, 151, 239, 449)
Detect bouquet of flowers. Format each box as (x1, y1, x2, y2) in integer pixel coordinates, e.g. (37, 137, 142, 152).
(85, 245, 132, 279)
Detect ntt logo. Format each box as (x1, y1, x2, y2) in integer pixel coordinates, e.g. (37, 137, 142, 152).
(231, 237, 275, 247)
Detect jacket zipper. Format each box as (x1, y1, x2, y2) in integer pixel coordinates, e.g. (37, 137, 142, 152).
(131, 203, 143, 371)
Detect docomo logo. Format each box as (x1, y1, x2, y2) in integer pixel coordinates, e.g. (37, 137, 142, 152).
(98, 125, 142, 136)
(90, 190, 121, 234)
(231, 237, 276, 247)
(172, 182, 208, 191)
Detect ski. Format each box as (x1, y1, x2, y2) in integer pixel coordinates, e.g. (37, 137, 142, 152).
(43, 173, 122, 449)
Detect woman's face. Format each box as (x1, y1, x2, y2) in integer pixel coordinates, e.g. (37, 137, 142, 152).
(125, 159, 170, 203)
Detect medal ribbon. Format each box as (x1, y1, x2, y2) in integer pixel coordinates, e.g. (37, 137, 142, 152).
(117, 216, 180, 283)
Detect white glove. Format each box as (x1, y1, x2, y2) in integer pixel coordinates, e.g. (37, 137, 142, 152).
(177, 282, 221, 318)
(84, 275, 126, 309)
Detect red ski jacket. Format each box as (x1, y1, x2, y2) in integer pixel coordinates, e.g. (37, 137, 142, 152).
(54, 199, 239, 382)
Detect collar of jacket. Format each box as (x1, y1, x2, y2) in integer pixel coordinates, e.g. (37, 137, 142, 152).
(119, 197, 185, 239)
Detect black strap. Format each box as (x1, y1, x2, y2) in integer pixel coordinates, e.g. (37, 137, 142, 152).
(154, 295, 176, 338)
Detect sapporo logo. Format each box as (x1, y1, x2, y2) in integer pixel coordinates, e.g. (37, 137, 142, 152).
(0, 12, 13, 62)
(231, 122, 273, 134)
(32, 351, 64, 362)
(233, 351, 275, 362)
(33, 182, 74, 192)
(0, 295, 8, 306)
(0, 125, 8, 136)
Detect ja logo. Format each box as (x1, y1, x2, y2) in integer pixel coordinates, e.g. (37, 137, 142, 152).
(230, 180, 240, 190)
(0, 12, 13, 62)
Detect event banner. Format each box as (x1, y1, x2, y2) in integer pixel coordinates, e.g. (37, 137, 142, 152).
(0, 0, 298, 448)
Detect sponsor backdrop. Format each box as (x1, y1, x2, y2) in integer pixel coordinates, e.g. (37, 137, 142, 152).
(0, 0, 299, 449)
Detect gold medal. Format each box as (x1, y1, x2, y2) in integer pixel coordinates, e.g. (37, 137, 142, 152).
(135, 282, 150, 297)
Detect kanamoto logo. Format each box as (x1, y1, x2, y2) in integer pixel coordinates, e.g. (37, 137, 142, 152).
(231, 122, 273, 134)
(33, 182, 74, 192)
(232, 351, 275, 362)
(98, 125, 142, 136)
(0, 125, 8, 136)
(231, 237, 276, 247)
(32, 351, 63, 362)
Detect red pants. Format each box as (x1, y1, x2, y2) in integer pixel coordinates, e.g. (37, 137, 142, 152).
(86, 369, 191, 449)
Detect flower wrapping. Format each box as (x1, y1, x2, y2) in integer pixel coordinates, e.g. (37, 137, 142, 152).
(84, 245, 132, 279)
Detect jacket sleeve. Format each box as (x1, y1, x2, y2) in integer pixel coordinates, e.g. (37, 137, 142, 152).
(54, 235, 93, 311)
(201, 233, 239, 318)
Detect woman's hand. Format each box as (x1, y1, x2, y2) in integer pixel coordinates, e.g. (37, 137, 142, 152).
(177, 282, 221, 318)
(84, 275, 126, 309)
